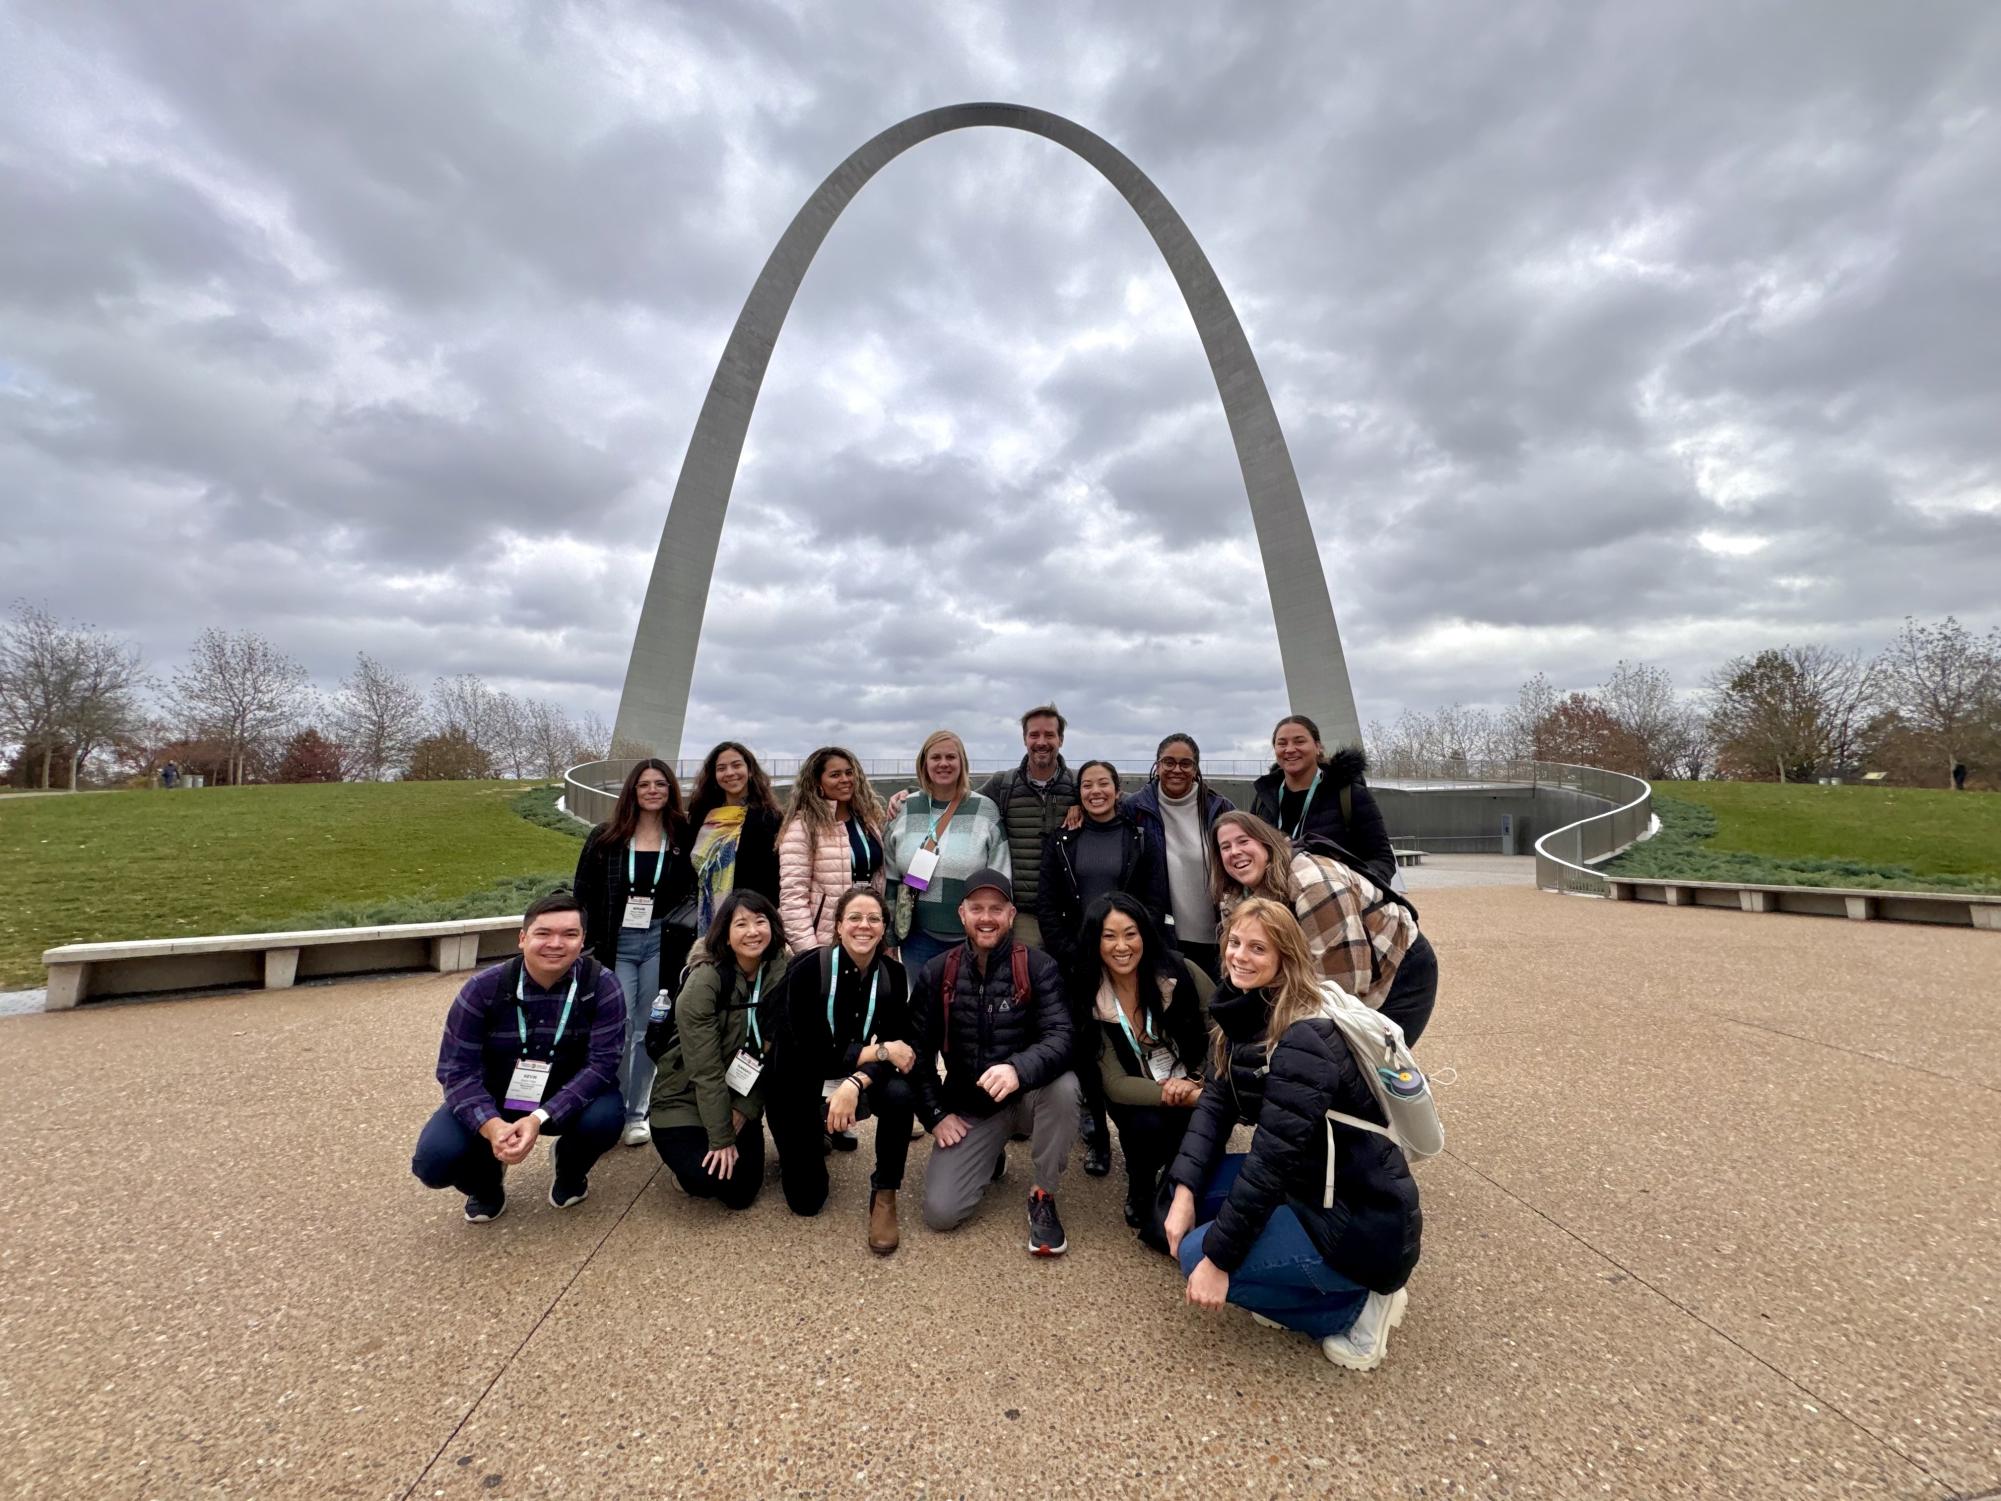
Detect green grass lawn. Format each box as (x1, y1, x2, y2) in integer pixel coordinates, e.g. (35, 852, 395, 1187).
(0, 782, 587, 987)
(1603, 780, 2001, 893)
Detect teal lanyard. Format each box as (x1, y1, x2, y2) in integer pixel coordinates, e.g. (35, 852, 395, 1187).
(1285, 770, 1322, 838)
(515, 967, 579, 1056)
(628, 839, 667, 889)
(1112, 993, 1153, 1064)
(828, 950, 880, 1040)
(743, 967, 766, 1052)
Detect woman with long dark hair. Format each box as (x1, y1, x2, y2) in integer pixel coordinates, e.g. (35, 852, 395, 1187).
(1249, 714, 1396, 885)
(685, 741, 784, 930)
(766, 885, 917, 1253)
(645, 889, 790, 1208)
(777, 745, 887, 953)
(1072, 892, 1211, 1232)
(573, 758, 696, 1147)
(1210, 811, 1437, 1047)
(1164, 899, 1422, 1371)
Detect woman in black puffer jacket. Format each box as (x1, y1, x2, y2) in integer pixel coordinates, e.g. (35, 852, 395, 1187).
(1164, 897, 1421, 1372)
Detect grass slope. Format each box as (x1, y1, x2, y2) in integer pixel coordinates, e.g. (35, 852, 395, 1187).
(1604, 781, 2001, 893)
(0, 781, 587, 987)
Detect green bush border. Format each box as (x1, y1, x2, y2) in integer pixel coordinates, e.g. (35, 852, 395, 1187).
(1603, 795, 2001, 894)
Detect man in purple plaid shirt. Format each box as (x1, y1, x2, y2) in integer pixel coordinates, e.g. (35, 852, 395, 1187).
(410, 889, 627, 1223)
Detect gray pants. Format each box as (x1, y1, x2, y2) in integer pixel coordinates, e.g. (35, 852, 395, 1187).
(921, 1071, 1081, 1232)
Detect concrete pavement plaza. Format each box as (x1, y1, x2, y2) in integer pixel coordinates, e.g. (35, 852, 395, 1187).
(3, 880, 1997, 1500)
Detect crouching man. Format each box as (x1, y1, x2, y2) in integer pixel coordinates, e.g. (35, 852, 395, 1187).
(910, 868, 1080, 1255)
(411, 889, 627, 1223)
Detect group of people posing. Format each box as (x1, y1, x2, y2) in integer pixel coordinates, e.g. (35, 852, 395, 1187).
(410, 707, 1440, 1371)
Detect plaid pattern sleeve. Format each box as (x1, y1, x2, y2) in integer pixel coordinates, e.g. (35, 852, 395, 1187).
(438, 966, 506, 1132)
(540, 963, 627, 1130)
(1290, 854, 1416, 1007)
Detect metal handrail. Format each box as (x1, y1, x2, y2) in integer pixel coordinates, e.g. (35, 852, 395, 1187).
(1531, 762, 1654, 895)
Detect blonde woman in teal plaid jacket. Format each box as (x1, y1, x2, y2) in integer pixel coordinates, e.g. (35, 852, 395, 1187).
(884, 729, 1012, 972)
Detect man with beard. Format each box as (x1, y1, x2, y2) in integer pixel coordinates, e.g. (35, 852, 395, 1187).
(909, 869, 1080, 1255)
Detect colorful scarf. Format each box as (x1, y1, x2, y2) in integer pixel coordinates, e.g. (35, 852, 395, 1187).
(693, 805, 748, 933)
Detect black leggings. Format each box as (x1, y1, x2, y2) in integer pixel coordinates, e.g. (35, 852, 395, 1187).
(1107, 1101, 1194, 1206)
(1381, 932, 1438, 1046)
(765, 1071, 918, 1215)
(651, 1122, 766, 1210)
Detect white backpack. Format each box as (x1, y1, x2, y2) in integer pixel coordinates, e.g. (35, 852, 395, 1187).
(1315, 981, 1444, 1209)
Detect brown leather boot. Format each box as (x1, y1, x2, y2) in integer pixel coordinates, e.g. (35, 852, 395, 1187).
(867, 1188, 899, 1256)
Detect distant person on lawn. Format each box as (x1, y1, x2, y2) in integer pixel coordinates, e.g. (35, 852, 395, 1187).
(410, 889, 626, 1224)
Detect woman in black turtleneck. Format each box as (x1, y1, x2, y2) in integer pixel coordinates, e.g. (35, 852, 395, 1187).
(1162, 897, 1423, 1373)
(1037, 759, 1173, 1175)
(765, 886, 916, 1255)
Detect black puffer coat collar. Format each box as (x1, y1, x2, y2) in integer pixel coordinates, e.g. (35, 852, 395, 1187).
(1207, 980, 1274, 1047)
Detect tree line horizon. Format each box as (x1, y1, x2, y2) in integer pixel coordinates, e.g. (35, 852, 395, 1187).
(1, 603, 1992, 793)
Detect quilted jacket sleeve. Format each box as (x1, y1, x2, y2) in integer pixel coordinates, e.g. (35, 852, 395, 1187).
(1198, 1021, 1341, 1274)
(776, 818, 816, 953)
(1008, 947, 1074, 1090)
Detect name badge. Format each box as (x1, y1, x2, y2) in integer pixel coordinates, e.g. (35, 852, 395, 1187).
(903, 847, 940, 891)
(622, 896, 655, 929)
(821, 1076, 848, 1100)
(1146, 1047, 1178, 1083)
(724, 1049, 764, 1094)
(504, 1058, 552, 1111)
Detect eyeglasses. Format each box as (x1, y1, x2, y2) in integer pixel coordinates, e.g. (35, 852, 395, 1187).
(1157, 758, 1197, 771)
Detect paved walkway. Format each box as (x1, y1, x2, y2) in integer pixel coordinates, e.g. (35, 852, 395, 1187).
(3, 886, 1995, 1500)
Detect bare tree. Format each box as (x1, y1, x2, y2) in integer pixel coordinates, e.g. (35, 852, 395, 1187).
(1874, 616, 2000, 787)
(520, 698, 583, 778)
(489, 691, 534, 779)
(574, 711, 613, 762)
(1599, 660, 1685, 778)
(168, 629, 310, 786)
(333, 654, 426, 781)
(1503, 672, 1559, 764)
(429, 673, 506, 763)
(0, 601, 147, 787)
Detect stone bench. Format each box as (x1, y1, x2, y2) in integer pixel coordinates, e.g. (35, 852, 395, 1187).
(1604, 878, 2001, 930)
(1393, 848, 1425, 868)
(42, 915, 529, 1010)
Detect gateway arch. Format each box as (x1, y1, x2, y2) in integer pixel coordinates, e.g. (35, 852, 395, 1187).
(614, 102, 1360, 756)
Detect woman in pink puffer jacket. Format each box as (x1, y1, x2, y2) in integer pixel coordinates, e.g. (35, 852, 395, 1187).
(778, 745, 888, 952)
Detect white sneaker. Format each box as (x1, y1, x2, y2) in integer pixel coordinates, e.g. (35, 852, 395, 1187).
(622, 1121, 652, 1147)
(1320, 1288, 1408, 1372)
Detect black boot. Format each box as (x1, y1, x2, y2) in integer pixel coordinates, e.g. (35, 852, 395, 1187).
(1082, 1106, 1111, 1178)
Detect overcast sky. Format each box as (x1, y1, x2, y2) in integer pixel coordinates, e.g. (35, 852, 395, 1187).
(3, 1, 1996, 764)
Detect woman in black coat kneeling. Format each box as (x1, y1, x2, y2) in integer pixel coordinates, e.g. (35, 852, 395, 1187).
(765, 885, 917, 1256)
(1164, 897, 1422, 1372)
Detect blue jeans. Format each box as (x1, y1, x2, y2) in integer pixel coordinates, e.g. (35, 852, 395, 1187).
(1178, 1154, 1369, 1339)
(616, 923, 663, 1127)
(411, 1093, 624, 1201)
(897, 927, 959, 973)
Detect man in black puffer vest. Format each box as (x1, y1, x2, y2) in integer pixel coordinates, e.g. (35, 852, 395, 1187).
(910, 869, 1080, 1256)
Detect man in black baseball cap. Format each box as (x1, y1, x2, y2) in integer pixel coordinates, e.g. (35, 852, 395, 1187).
(908, 866, 1079, 1254)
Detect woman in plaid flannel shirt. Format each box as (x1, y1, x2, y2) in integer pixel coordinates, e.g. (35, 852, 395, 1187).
(1208, 811, 1438, 1046)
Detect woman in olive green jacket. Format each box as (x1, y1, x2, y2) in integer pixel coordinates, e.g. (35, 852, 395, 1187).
(648, 890, 790, 1209)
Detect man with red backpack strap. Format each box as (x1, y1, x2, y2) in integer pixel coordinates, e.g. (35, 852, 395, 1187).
(907, 868, 1080, 1255)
